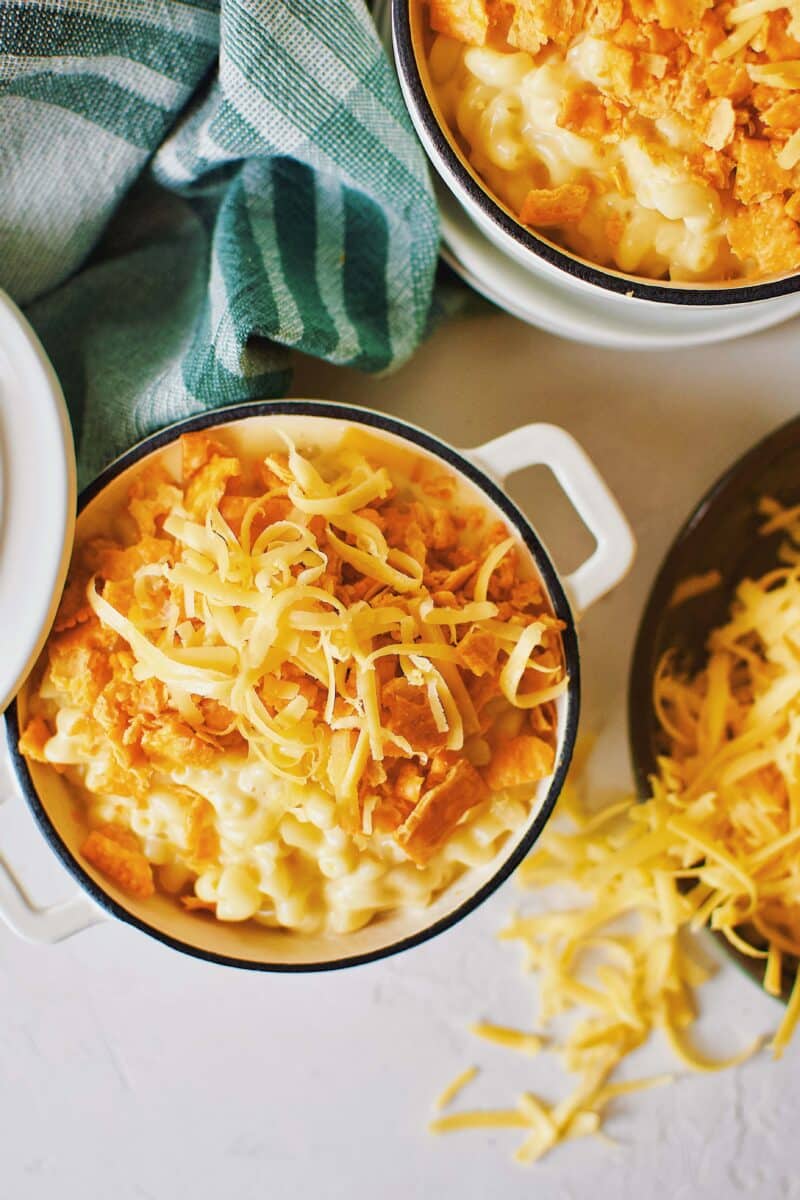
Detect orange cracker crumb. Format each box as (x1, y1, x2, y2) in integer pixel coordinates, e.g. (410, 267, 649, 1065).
(734, 137, 793, 203)
(18, 716, 52, 763)
(82, 826, 155, 899)
(729, 196, 800, 275)
(396, 760, 490, 864)
(484, 734, 556, 791)
(520, 183, 591, 227)
(558, 90, 610, 137)
(459, 628, 500, 676)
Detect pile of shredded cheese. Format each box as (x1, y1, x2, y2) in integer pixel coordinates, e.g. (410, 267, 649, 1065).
(430, 497, 800, 1164)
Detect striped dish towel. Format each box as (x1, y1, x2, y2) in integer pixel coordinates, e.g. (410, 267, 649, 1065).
(0, 0, 440, 485)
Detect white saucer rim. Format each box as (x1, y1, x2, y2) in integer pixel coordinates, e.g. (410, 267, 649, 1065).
(436, 183, 800, 350)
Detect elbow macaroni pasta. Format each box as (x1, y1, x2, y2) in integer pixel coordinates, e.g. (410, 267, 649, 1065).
(37, 711, 530, 934)
(428, 33, 741, 281)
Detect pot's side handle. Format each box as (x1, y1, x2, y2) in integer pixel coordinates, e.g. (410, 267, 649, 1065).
(466, 423, 636, 615)
(0, 856, 102, 943)
(0, 736, 103, 943)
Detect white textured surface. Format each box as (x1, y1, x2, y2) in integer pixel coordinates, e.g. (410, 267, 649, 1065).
(2, 312, 800, 1199)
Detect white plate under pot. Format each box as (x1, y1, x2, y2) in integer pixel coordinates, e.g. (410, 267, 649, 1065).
(436, 183, 800, 351)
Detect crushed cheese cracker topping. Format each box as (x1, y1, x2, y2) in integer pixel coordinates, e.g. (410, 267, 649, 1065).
(425, 0, 800, 280)
(20, 429, 566, 917)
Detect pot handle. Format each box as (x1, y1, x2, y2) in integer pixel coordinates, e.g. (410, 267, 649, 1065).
(0, 857, 102, 943)
(0, 746, 103, 944)
(467, 423, 635, 615)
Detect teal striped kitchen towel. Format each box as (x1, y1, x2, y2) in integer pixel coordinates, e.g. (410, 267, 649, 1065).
(0, 0, 440, 485)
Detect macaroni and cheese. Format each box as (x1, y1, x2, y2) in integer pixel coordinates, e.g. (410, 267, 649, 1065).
(425, 0, 800, 281)
(20, 428, 566, 935)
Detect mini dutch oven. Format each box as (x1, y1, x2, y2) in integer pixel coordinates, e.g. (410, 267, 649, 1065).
(1, 398, 634, 970)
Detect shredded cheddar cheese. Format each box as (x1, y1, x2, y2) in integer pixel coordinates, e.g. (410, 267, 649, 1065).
(469, 1022, 544, 1055)
(430, 1109, 531, 1132)
(434, 500, 800, 1162)
(431, 762, 768, 1164)
(669, 570, 724, 608)
(434, 1065, 479, 1111)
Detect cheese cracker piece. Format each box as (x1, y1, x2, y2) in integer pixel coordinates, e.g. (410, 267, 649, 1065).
(734, 137, 793, 202)
(82, 826, 155, 899)
(484, 734, 555, 790)
(729, 196, 800, 274)
(396, 760, 489, 864)
(429, 0, 489, 44)
(520, 183, 591, 226)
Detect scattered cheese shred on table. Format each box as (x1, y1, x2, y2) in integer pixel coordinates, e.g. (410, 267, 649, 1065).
(430, 769, 769, 1163)
(469, 1022, 544, 1055)
(433, 496, 800, 1163)
(434, 1066, 479, 1112)
(430, 1110, 530, 1133)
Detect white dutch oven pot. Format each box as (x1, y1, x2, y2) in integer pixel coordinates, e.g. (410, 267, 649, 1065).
(0, 401, 634, 970)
